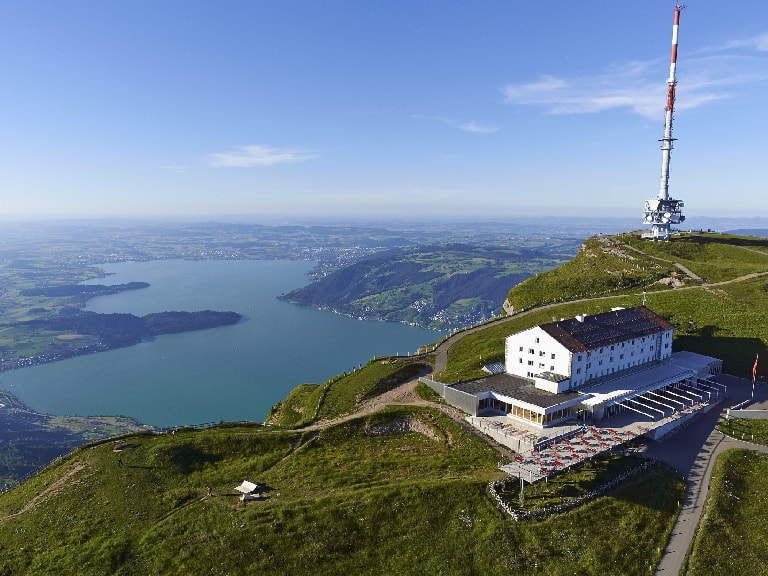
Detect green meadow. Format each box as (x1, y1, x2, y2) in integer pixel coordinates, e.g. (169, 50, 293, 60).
(0, 409, 683, 576)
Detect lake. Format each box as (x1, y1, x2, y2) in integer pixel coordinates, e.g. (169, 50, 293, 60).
(0, 260, 445, 427)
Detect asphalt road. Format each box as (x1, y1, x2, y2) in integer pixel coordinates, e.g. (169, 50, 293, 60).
(647, 375, 768, 576)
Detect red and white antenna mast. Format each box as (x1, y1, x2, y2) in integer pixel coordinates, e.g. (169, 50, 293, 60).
(643, 2, 686, 240)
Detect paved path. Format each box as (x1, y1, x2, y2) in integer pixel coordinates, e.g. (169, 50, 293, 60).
(648, 376, 768, 576)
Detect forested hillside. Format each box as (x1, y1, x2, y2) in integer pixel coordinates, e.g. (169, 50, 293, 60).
(281, 244, 571, 330)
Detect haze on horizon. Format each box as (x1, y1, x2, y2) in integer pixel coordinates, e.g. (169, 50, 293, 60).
(1, 1, 767, 220)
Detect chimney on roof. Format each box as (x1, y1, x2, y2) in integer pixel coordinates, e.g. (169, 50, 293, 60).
(576, 314, 587, 323)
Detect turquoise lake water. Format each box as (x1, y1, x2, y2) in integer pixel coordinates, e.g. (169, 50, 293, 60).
(0, 260, 445, 427)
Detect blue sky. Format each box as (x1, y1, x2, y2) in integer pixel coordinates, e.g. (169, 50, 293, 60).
(1, 1, 767, 220)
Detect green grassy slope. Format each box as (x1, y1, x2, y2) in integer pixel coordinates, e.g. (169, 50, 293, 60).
(503, 235, 677, 314)
(621, 233, 768, 282)
(0, 410, 683, 576)
(685, 449, 768, 576)
(267, 359, 429, 427)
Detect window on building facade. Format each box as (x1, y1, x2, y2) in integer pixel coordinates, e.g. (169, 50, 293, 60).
(539, 351, 545, 356)
(529, 349, 534, 354)
(528, 360, 534, 366)
(519, 346, 523, 352)
(551, 353, 555, 359)
(535, 337, 540, 343)
(519, 358, 523, 363)
(578, 355, 582, 361)
(576, 368, 581, 374)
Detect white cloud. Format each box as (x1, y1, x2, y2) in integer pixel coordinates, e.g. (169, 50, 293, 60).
(716, 32, 768, 52)
(208, 145, 318, 168)
(412, 114, 498, 134)
(459, 122, 499, 134)
(502, 70, 671, 119)
(501, 35, 768, 120)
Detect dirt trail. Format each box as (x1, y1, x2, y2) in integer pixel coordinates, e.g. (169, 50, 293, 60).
(0, 462, 85, 524)
(300, 374, 514, 458)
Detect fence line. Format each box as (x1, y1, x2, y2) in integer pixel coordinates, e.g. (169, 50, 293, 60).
(488, 458, 658, 521)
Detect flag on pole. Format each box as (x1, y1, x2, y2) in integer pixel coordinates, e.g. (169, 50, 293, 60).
(753, 353, 760, 382)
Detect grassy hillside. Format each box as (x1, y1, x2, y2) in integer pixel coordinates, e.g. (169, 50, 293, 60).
(503, 235, 678, 314)
(282, 244, 575, 330)
(5, 230, 768, 574)
(0, 390, 144, 488)
(505, 233, 768, 316)
(267, 358, 428, 427)
(685, 449, 768, 576)
(620, 233, 768, 282)
(0, 409, 684, 575)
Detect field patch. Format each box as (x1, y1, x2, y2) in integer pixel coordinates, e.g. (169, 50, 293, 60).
(55, 334, 84, 340)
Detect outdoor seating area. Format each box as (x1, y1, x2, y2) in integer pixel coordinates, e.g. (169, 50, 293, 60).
(497, 388, 725, 483)
(500, 423, 643, 482)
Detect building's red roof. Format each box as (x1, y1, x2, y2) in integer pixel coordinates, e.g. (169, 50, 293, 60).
(538, 306, 674, 353)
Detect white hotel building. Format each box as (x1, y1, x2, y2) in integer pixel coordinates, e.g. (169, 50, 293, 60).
(435, 306, 723, 429)
(507, 306, 675, 394)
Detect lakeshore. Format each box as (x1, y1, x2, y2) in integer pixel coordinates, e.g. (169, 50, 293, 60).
(0, 259, 445, 427)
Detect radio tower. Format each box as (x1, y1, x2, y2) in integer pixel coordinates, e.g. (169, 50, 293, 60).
(643, 2, 686, 240)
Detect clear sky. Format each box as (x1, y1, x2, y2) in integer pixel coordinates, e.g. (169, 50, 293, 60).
(1, 1, 767, 220)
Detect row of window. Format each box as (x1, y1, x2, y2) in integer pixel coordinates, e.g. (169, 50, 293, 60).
(520, 358, 555, 370)
(519, 346, 556, 360)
